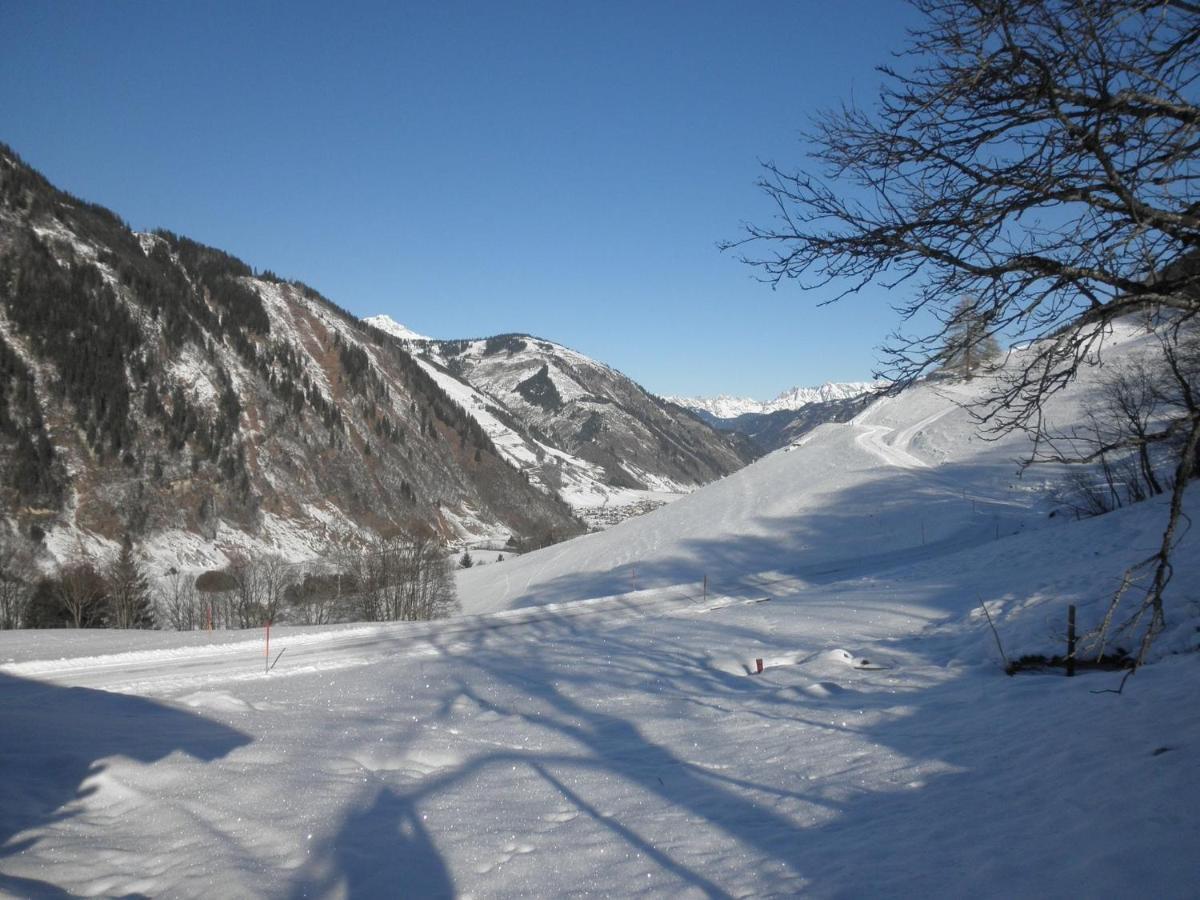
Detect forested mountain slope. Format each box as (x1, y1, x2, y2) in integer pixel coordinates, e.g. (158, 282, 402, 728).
(0, 144, 582, 566)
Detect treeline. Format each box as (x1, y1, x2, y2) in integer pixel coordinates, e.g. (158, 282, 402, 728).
(0, 533, 458, 631)
(170, 535, 457, 630)
(0, 538, 154, 630)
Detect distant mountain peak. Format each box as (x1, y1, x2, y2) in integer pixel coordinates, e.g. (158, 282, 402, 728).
(666, 381, 880, 419)
(364, 314, 429, 342)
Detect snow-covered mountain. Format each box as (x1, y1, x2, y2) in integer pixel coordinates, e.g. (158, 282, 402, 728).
(0, 145, 583, 568)
(666, 381, 880, 418)
(361, 320, 754, 528)
(667, 382, 881, 454)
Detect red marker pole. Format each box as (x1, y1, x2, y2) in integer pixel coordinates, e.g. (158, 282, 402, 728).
(755, 658, 764, 674)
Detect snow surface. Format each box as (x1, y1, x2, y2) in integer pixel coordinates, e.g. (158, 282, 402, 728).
(2, 324, 1197, 897)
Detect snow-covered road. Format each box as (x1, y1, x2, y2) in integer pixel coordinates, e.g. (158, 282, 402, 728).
(3, 590, 716, 695)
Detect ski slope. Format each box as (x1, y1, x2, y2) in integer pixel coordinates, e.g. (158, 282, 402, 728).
(2, 325, 1198, 897)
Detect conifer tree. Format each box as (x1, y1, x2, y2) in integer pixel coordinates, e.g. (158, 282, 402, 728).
(940, 297, 1000, 381)
(106, 536, 155, 629)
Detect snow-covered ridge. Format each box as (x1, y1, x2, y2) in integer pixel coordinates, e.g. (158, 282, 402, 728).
(363, 313, 430, 342)
(359, 315, 750, 528)
(666, 381, 881, 418)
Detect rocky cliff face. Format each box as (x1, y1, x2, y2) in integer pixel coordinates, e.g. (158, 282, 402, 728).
(0, 145, 583, 567)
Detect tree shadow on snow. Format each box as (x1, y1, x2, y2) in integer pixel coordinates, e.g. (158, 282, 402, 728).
(287, 784, 456, 899)
(292, 463, 1192, 895)
(294, 600, 1197, 897)
(0, 671, 251, 899)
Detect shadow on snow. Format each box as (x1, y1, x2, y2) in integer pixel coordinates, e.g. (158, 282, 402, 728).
(0, 671, 250, 899)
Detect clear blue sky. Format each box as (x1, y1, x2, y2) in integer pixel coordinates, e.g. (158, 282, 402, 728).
(0, 1, 922, 399)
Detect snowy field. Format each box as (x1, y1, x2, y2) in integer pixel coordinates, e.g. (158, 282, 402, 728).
(2, 328, 1198, 897)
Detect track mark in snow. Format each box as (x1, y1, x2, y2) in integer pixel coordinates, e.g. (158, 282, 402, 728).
(348, 748, 461, 780)
(720, 647, 888, 676)
(891, 404, 954, 453)
(178, 690, 263, 713)
(852, 399, 955, 469)
(797, 681, 852, 699)
(475, 842, 537, 875)
(854, 424, 930, 469)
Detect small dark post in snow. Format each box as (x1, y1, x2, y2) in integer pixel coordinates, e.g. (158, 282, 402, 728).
(1067, 605, 1076, 677)
(755, 658, 764, 674)
(265, 620, 271, 675)
(703, 574, 707, 602)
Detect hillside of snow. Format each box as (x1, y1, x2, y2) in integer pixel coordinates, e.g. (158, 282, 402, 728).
(1, 322, 1197, 897)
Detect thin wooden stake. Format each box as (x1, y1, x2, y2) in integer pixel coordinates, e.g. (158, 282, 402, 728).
(979, 598, 1010, 671)
(1067, 605, 1076, 677)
